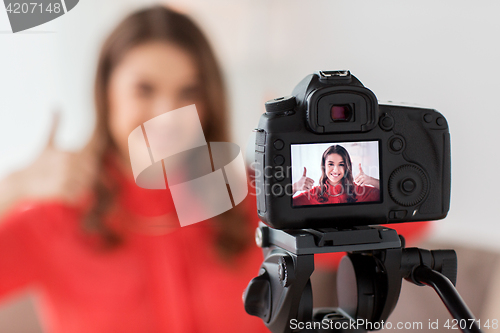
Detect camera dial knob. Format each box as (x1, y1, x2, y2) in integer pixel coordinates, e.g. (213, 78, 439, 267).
(265, 96, 297, 114)
(389, 165, 429, 206)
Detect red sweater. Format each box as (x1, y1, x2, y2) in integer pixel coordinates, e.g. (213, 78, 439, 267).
(0, 167, 429, 332)
(293, 184, 380, 206)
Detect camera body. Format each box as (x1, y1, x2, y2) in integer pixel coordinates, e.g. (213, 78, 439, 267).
(254, 70, 451, 229)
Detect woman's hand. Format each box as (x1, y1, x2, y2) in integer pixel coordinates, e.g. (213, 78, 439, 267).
(0, 113, 98, 215)
(354, 164, 379, 189)
(292, 167, 315, 195)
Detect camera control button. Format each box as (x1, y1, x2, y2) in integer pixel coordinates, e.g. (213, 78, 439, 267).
(273, 139, 284, 150)
(274, 155, 285, 166)
(274, 170, 285, 181)
(389, 165, 428, 206)
(272, 184, 285, 197)
(389, 137, 404, 152)
(389, 210, 407, 219)
(401, 178, 416, 193)
(436, 117, 445, 126)
(379, 115, 394, 131)
(423, 113, 433, 123)
(388, 135, 405, 154)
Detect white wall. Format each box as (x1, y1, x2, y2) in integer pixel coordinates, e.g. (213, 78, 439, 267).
(1, 0, 499, 249)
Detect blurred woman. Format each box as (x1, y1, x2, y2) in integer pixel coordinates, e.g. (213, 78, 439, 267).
(0, 6, 266, 333)
(0, 5, 431, 332)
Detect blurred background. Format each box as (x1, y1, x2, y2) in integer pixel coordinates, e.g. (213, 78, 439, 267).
(1, 0, 499, 331)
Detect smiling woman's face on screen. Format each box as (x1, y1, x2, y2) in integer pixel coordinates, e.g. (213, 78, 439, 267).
(325, 153, 345, 186)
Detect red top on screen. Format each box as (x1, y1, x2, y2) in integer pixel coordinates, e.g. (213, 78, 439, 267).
(293, 184, 380, 206)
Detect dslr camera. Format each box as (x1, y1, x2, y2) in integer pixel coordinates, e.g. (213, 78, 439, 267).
(254, 70, 451, 229)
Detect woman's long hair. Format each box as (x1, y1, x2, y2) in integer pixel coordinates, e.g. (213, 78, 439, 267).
(317, 145, 357, 203)
(85, 5, 251, 256)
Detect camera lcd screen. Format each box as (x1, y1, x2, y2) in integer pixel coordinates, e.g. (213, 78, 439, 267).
(291, 141, 380, 207)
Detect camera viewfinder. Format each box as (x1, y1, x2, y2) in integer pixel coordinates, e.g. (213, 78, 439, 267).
(331, 105, 352, 122)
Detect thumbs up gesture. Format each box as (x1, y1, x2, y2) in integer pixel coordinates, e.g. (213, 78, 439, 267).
(354, 163, 379, 189)
(292, 167, 315, 195)
(4, 111, 98, 205)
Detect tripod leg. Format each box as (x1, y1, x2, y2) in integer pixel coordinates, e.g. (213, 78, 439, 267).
(412, 265, 483, 333)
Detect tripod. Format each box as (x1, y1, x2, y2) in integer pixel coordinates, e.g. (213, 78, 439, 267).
(243, 223, 483, 333)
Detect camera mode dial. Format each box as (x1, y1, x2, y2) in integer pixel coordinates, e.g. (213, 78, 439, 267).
(265, 96, 297, 114)
(389, 165, 428, 206)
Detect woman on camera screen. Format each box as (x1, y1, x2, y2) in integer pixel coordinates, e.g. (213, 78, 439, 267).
(292, 144, 380, 206)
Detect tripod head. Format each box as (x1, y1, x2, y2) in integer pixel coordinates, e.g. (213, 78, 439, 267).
(243, 223, 480, 333)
